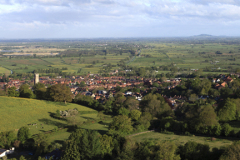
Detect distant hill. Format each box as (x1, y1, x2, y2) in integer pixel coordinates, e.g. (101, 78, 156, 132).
(193, 34, 214, 37)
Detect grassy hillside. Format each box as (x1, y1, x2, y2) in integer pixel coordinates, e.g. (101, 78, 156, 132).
(131, 132, 233, 149)
(0, 96, 97, 134)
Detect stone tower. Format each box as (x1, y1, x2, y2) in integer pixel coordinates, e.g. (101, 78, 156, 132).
(34, 73, 39, 85)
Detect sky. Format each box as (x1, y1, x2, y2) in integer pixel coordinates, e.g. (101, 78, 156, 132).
(0, 0, 240, 38)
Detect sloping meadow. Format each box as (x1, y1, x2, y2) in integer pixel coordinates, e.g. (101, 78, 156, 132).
(0, 96, 97, 134)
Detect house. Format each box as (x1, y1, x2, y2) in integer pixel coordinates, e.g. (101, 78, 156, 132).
(0, 148, 14, 158)
(224, 76, 233, 83)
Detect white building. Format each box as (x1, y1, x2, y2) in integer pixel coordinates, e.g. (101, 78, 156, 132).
(0, 148, 14, 158)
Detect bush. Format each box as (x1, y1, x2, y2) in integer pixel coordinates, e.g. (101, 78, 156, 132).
(222, 123, 232, 137)
(17, 126, 30, 144)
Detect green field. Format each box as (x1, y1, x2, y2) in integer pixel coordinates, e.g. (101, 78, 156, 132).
(1, 40, 240, 75)
(131, 132, 233, 149)
(0, 96, 98, 134)
(0, 66, 11, 74)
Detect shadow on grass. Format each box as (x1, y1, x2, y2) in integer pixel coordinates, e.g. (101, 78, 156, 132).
(97, 130, 108, 135)
(48, 112, 68, 122)
(98, 121, 111, 126)
(81, 116, 96, 121)
(38, 118, 66, 128)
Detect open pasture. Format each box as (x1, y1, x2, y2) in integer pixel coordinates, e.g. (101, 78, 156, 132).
(0, 96, 98, 134)
(131, 131, 234, 149)
(0, 66, 11, 74)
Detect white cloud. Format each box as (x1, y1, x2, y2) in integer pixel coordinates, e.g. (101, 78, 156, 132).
(0, 0, 240, 38)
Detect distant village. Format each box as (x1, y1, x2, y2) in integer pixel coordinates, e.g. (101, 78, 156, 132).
(0, 72, 237, 111)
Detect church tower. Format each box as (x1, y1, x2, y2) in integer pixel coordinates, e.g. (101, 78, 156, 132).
(34, 73, 39, 85)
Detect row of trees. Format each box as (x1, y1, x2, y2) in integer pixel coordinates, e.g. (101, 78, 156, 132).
(60, 129, 240, 160)
(5, 83, 73, 104)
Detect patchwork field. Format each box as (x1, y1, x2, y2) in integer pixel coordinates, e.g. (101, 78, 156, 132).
(1, 40, 240, 75)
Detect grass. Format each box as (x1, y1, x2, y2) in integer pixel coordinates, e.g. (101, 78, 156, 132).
(46, 114, 112, 143)
(1, 42, 240, 74)
(0, 96, 97, 134)
(131, 132, 233, 149)
(0, 96, 113, 145)
(0, 66, 11, 74)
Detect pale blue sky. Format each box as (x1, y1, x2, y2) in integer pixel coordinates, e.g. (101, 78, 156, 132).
(0, 0, 240, 38)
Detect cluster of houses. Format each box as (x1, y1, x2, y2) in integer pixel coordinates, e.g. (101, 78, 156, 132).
(213, 75, 234, 90)
(0, 73, 237, 112)
(0, 74, 179, 97)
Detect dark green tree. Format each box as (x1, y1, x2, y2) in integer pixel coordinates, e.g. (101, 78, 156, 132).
(17, 126, 30, 144)
(33, 83, 46, 99)
(49, 84, 73, 104)
(8, 86, 19, 97)
(219, 141, 240, 160)
(218, 98, 236, 121)
(61, 141, 81, 160)
(109, 115, 133, 134)
(19, 84, 34, 98)
(63, 129, 101, 160)
(179, 141, 210, 160)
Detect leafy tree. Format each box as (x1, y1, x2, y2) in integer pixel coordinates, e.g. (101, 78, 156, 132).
(208, 88, 220, 99)
(218, 98, 236, 121)
(111, 135, 135, 160)
(63, 129, 101, 160)
(34, 133, 49, 156)
(78, 81, 86, 88)
(138, 112, 152, 130)
(0, 89, 6, 96)
(222, 123, 232, 136)
(33, 83, 45, 92)
(219, 141, 240, 160)
(152, 82, 159, 87)
(129, 110, 141, 121)
(33, 83, 46, 99)
(103, 99, 113, 113)
(19, 84, 34, 98)
(109, 115, 133, 134)
(49, 84, 73, 103)
(220, 88, 233, 99)
(154, 142, 180, 160)
(19, 156, 27, 160)
(61, 141, 81, 160)
(132, 87, 140, 93)
(118, 107, 130, 116)
(134, 141, 154, 160)
(0, 131, 16, 148)
(179, 141, 210, 160)
(124, 98, 139, 110)
(114, 95, 126, 113)
(189, 94, 198, 103)
(8, 86, 19, 97)
(17, 126, 30, 144)
(195, 105, 218, 132)
(140, 93, 171, 118)
(100, 134, 114, 157)
(213, 124, 222, 136)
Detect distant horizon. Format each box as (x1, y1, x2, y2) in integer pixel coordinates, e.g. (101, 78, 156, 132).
(0, 0, 240, 39)
(1, 34, 240, 40)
